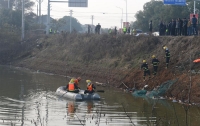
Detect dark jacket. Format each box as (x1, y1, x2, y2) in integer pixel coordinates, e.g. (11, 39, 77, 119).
(165, 50, 170, 58)
(192, 17, 197, 26)
(141, 63, 149, 71)
(179, 19, 183, 28)
(183, 20, 188, 28)
(168, 22, 172, 29)
(149, 21, 152, 29)
(152, 58, 160, 66)
(172, 21, 176, 29)
(159, 22, 163, 30)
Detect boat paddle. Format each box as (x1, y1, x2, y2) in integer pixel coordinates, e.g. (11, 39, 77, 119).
(96, 90, 105, 93)
(59, 91, 68, 99)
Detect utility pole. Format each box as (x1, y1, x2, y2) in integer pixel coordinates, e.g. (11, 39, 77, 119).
(193, 0, 200, 14)
(125, 0, 127, 27)
(37, 4, 38, 16)
(121, 19, 123, 33)
(116, 6, 123, 33)
(36, 0, 43, 25)
(39, 0, 43, 24)
(39, 0, 41, 24)
(91, 15, 94, 25)
(91, 15, 94, 33)
(70, 10, 73, 33)
(46, 0, 50, 35)
(21, 0, 24, 40)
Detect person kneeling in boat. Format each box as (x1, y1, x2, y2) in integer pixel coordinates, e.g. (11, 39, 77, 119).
(74, 77, 81, 89)
(84, 80, 96, 94)
(66, 78, 79, 93)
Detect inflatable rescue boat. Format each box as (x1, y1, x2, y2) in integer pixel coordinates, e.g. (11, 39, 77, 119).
(56, 86, 101, 101)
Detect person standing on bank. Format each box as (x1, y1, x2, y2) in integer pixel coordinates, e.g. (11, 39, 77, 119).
(163, 46, 170, 69)
(141, 60, 151, 81)
(192, 14, 198, 35)
(151, 55, 160, 77)
(96, 23, 101, 34)
(88, 25, 91, 34)
(149, 20, 153, 35)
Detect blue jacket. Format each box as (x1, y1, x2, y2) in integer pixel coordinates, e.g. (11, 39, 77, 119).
(192, 17, 197, 26)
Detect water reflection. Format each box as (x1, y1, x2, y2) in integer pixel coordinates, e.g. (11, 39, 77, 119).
(0, 92, 155, 126)
(0, 65, 200, 126)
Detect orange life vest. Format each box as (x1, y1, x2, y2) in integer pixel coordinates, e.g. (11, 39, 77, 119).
(68, 83, 75, 91)
(87, 84, 93, 91)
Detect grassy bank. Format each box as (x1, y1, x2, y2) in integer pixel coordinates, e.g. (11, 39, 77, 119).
(1, 33, 200, 103)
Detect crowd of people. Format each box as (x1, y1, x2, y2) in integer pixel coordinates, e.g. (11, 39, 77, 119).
(154, 15, 198, 36)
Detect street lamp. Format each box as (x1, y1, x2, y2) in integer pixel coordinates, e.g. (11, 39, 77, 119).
(124, 0, 127, 27)
(116, 6, 123, 33)
(194, 0, 200, 14)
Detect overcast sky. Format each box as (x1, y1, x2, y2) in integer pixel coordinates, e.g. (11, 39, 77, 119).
(33, 0, 151, 28)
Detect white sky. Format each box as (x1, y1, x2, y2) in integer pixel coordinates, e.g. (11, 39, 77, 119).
(33, 0, 151, 28)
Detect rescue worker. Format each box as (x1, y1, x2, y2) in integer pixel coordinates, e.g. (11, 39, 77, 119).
(151, 55, 160, 76)
(66, 78, 79, 93)
(163, 46, 170, 69)
(141, 60, 151, 81)
(108, 28, 112, 34)
(84, 80, 96, 94)
(49, 28, 52, 34)
(149, 20, 152, 35)
(123, 27, 127, 34)
(133, 28, 137, 35)
(74, 77, 81, 89)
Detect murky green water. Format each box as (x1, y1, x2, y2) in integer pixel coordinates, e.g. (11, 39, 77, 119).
(0, 65, 200, 126)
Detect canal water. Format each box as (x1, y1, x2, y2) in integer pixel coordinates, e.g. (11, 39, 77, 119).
(0, 65, 200, 126)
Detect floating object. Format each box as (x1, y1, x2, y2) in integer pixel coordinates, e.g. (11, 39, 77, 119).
(172, 99, 177, 102)
(193, 58, 200, 63)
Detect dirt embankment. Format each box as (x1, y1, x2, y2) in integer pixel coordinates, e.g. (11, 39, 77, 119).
(1, 33, 200, 103)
